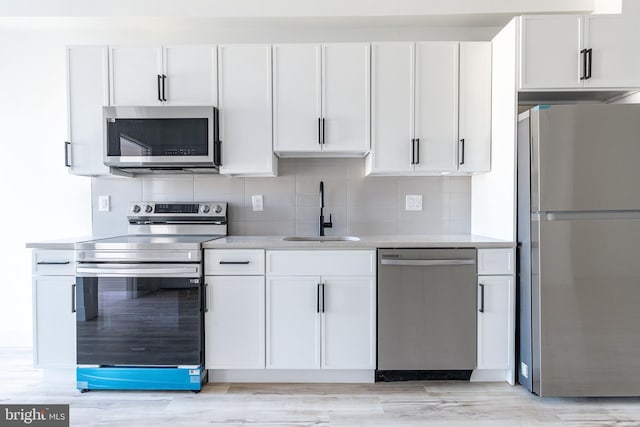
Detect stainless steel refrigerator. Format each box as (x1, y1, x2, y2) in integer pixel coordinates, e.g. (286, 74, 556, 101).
(518, 104, 640, 397)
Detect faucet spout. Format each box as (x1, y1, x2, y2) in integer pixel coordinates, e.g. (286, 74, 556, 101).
(319, 181, 333, 236)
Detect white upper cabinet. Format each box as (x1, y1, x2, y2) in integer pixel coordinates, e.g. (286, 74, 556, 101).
(109, 45, 217, 106)
(218, 44, 277, 176)
(519, 14, 640, 90)
(584, 15, 640, 88)
(162, 45, 218, 105)
(322, 44, 370, 155)
(368, 42, 490, 176)
(273, 43, 370, 156)
(66, 46, 111, 176)
(273, 44, 322, 153)
(110, 46, 163, 105)
(458, 42, 492, 173)
(519, 15, 582, 89)
(368, 42, 414, 174)
(414, 42, 458, 173)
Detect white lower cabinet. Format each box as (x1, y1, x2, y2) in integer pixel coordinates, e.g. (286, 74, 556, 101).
(477, 276, 513, 369)
(266, 277, 321, 369)
(204, 276, 265, 369)
(474, 248, 516, 384)
(266, 276, 375, 370)
(321, 277, 376, 369)
(204, 249, 265, 369)
(266, 250, 376, 370)
(32, 250, 76, 368)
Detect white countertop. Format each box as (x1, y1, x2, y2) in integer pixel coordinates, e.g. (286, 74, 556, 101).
(202, 234, 515, 249)
(27, 234, 514, 250)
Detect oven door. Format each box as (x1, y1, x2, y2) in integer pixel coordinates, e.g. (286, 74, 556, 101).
(76, 263, 203, 366)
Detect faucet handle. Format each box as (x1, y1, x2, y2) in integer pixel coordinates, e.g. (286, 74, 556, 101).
(326, 214, 333, 228)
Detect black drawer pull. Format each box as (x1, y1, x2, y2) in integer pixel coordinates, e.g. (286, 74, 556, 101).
(37, 261, 71, 265)
(219, 261, 250, 265)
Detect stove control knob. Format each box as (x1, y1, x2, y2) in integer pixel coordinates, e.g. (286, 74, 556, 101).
(132, 204, 141, 213)
(214, 204, 223, 214)
(145, 205, 153, 213)
(201, 205, 211, 214)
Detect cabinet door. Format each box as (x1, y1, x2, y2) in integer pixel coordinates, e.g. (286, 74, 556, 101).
(218, 45, 276, 176)
(321, 44, 370, 154)
(266, 277, 321, 369)
(205, 276, 265, 369)
(367, 42, 414, 175)
(321, 277, 375, 369)
(477, 276, 513, 370)
(414, 42, 458, 173)
(273, 44, 322, 153)
(163, 45, 217, 106)
(66, 46, 110, 176)
(110, 46, 163, 106)
(584, 15, 640, 88)
(458, 42, 491, 173)
(519, 15, 583, 89)
(33, 277, 76, 368)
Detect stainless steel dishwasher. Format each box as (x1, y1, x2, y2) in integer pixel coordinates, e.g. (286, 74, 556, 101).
(377, 248, 477, 381)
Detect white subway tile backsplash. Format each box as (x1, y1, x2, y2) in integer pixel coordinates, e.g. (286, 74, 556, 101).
(142, 175, 194, 201)
(92, 158, 471, 237)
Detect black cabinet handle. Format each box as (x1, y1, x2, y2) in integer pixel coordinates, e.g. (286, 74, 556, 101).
(71, 284, 76, 314)
(219, 261, 250, 265)
(318, 118, 322, 145)
(586, 49, 592, 80)
(580, 49, 587, 80)
(157, 74, 162, 101)
(321, 283, 325, 313)
(317, 283, 321, 313)
(479, 283, 485, 313)
(459, 138, 465, 165)
(415, 138, 420, 165)
(64, 141, 71, 167)
(322, 118, 325, 144)
(37, 261, 70, 265)
(204, 283, 209, 313)
(161, 74, 167, 101)
(410, 139, 415, 165)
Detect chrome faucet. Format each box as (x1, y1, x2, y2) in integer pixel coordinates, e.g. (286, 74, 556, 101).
(319, 181, 333, 236)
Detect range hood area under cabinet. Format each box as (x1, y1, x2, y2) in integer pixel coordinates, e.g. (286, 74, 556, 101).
(64, 42, 491, 178)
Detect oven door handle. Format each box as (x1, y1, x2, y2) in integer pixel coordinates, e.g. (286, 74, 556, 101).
(76, 264, 201, 277)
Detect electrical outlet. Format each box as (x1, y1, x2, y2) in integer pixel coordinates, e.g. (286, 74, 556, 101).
(251, 195, 264, 211)
(98, 195, 110, 212)
(521, 362, 529, 378)
(405, 195, 422, 211)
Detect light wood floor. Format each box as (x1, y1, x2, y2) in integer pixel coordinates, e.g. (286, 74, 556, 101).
(2, 348, 640, 426)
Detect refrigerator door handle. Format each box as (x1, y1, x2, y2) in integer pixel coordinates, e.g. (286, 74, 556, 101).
(539, 210, 640, 221)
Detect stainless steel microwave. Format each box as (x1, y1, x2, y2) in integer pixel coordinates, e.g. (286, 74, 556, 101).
(103, 106, 220, 173)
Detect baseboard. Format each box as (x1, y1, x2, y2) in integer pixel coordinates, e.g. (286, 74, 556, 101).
(470, 369, 510, 382)
(208, 369, 375, 383)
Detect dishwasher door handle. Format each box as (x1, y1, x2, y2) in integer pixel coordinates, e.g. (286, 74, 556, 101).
(380, 258, 475, 267)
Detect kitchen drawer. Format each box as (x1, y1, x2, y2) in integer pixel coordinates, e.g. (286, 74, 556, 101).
(32, 250, 75, 276)
(267, 250, 376, 276)
(477, 248, 515, 275)
(205, 249, 265, 275)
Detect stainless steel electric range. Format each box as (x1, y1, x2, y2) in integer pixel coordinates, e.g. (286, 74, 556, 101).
(74, 201, 227, 392)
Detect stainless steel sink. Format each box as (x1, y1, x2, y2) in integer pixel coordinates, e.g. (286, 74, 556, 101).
(281, 236, 360, 242)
